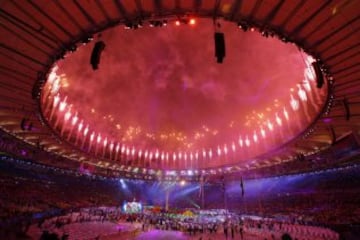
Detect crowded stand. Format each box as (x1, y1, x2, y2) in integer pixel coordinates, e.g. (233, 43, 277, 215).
(0, 154, 359, 239)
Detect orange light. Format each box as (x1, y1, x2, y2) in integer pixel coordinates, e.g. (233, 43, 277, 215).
(189, 18, 196, 25)
(175, 20, 180, 26)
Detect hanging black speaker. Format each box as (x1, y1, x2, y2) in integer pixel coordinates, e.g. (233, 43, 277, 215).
(312, 62, 324, 88)
(27, 122, 33, 131)
(90, 41, 106, 70)
(20, 118, 27, 131)
(343, 97, 350, 121)
(214, 32, 226, 63)
(328, 125, 336, 145)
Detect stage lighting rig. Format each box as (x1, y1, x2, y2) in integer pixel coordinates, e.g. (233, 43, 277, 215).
(237, 21, 249, 31)
(149, 20, 167, 27)
(124, 22, 133, 29)
(81, 35, 94, 45)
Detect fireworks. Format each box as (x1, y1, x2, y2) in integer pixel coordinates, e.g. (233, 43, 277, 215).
(41, 44, 324, 170)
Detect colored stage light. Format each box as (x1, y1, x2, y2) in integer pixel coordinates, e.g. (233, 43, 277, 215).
(180, 180, 186, 186)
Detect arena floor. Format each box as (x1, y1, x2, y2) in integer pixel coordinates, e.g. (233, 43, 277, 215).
(28, 221, 269, 240)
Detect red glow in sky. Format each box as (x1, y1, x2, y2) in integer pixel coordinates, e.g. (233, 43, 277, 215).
(44, 19, 326, 166)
